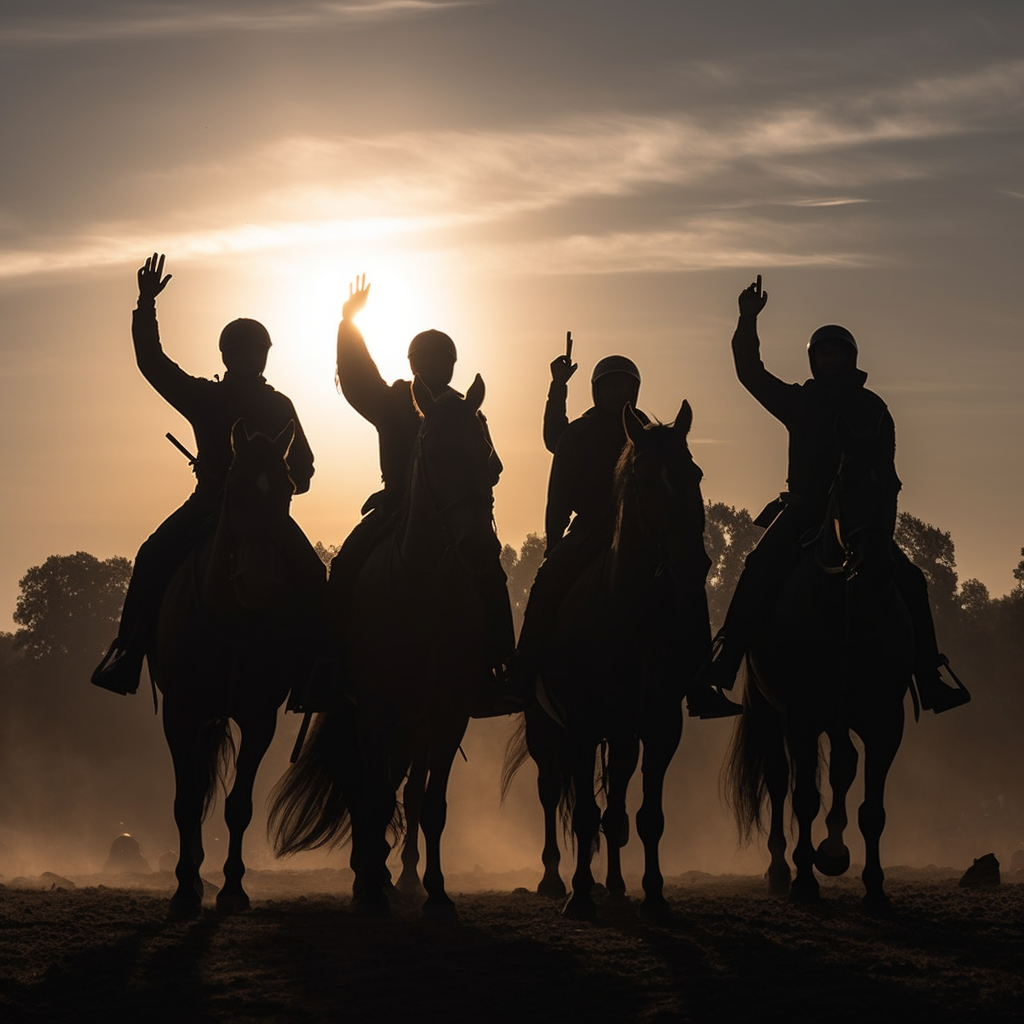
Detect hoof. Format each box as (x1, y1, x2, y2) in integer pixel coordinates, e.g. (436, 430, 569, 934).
(862, 891, 894, 918)
(789, 875, 820, 904)
(562, 893, 597, 921)
(167, 894, 203, 921)
(395, 872, 426, 898)
(638, 897, 673, 924)
(350, 891, 391, 918)
(215, 890, 251, 915)
(814, 843, 851, 877)
(766, 864, 792, 896)
(537, 877, 567, 899)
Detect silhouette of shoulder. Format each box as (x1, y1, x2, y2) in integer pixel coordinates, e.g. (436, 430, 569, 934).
(132, 298, 314, 494)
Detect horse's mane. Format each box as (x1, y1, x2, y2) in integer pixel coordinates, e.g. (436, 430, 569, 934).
(611, 419, 673, 550)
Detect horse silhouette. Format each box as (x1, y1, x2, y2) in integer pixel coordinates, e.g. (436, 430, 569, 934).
(270, 375, 499, 917)
(153, 419, 325, 918)
(505, 401, 712, 920)
(727, 419, 912, 912)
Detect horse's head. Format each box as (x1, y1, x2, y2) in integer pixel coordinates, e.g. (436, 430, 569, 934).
(827, 416, 901, 587)
(614, 399, 709, 580)
(221, 418, 297, 610)
(411, 374, 500, 576)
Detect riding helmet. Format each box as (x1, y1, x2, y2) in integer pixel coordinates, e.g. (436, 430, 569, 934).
(407, 329, 457, 361)
(219, 318, 272, 351)
(591, 355, 641, 384)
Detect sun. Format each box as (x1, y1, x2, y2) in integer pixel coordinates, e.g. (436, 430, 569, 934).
(255, 247, 446, 417)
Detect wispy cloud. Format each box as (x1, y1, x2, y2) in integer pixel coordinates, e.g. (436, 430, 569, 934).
(2, 57, 1020, 281)
(786, 198, 874, 208)
(0, 1, 465, 46)
(457, 226, 873, 277)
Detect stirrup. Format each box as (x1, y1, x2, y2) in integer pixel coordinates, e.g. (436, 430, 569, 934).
(918, 655, 971, 714)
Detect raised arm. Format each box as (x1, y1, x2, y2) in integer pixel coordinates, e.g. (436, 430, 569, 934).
(543, 332, 578, 453)
(730, 275, 795, 422)
(131, 253, 200, 414)
(335, 275, 394, 426)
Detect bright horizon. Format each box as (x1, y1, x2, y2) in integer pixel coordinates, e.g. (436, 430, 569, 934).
(2, 1, 1023, 630)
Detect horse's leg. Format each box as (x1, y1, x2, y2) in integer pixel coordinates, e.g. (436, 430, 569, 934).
(788, 726, 822, 903)
(635, 702, 682, 921)
(217, 709, 276, 914)
(762, 729, 791, 895)
(529, 712, 567, 899)
(858, 704, 904, 914)
(419, 720, 467, 919)
(815, 728, 857, 877)
(396, 756, 427, 896)
(602, 734, 639, 901)
(162, 705, 208, 919)
(347, 708, 394, 917)
(564, 742, 601, 921)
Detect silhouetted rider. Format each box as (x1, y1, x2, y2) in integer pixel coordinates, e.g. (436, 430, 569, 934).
(92, 254, 314, 696)
(517, 350, 741, 719)
(699, 276, 969, 714)
(327, 277, 516, 715)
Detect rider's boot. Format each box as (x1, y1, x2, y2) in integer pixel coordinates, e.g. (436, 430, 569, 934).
(694, 633, 745, 693)
(470, 655, 524, 719)
(91, 640, 143, 696)
(916, 655, 971, 714)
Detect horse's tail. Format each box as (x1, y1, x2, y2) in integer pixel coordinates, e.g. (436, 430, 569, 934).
(724, 673, 787, 844)
(500, 715, 530, 802)
(200, 717, 235, 821)
(269, 708, 358, 856)
(502, 706, 575, 840)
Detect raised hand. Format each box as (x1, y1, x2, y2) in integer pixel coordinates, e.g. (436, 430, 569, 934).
(342, 274, 371, 321)
(551, 329, 577, 384)
(137, 253, 171, 301)
(738, 274, 768, 318)
(550, 355, 577, 385)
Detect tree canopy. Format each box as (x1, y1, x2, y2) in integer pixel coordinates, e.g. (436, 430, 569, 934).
(13, 552, 132, 662)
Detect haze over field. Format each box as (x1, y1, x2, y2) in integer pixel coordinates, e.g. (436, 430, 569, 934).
(0, 2, 1022, 894)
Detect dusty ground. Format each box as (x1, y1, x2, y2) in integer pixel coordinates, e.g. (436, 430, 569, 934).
(1, 867, 1021, 1023)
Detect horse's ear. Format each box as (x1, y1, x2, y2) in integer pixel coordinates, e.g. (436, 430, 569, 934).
(272, 420, 295, 458)
(465, 373, 485, 413)
(412, 375, 434, 415)
(231, 418, 249, 453)
(623, 403, 646, 445)
(672, 399, 692, 437)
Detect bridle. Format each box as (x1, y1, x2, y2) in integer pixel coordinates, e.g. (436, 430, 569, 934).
(413, 419, 497, 558)
(619, 440, 706, 587)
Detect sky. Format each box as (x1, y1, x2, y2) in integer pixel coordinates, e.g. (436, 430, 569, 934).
(2, 0, 1023, 631)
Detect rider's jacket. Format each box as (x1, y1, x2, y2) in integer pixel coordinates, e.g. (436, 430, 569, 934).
(544, 404, 650, 554)
(335, 318, 502, 512)
(132, 300, 314, 503)
(732, 324, 901, 504)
